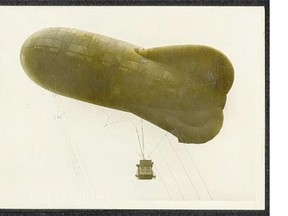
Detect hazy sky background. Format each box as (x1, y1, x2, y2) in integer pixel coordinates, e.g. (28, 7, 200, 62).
(0, 6, 264, 209)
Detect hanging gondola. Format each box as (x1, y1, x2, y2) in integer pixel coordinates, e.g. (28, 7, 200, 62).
(135, 159, 155, 180)
(135, 119, 156, 180)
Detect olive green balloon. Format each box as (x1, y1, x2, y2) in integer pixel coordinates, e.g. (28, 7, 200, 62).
(20, 27, 234, 144)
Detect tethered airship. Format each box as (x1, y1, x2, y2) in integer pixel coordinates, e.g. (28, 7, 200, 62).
(20, 27, 234, 144)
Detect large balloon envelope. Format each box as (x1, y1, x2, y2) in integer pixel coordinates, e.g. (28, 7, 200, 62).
(20, 27, 234, 144)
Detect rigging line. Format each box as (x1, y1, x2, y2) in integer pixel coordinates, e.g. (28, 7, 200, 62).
(61, 110, 97, 199)
(166, 136, 200, 200)
(184, 145, 213, 201)
(157, 146, 185, 200)
(55, 106, 71, 119)
(153, 165, 172, 200)
(103, 110, 112, 127)
(104, 118, 129, 127)
(172, 127, 212, 199)
(63, 124, 90, 198)
(53, 95, 85, 198)
(145, 127, 185, 200)
(65, 137, 87, 198)
(127, 115, 145, 158)
(52, 86, 87, 193)
(55, 95, 97, 199)
(102, 110, 127, 127)
(147, 133, 167, 159)
(57, 99, 88, 186)
(135, 127, 144, 159)
(73, 145, 97, 199)
(56, 98, 84, 183)
(117, 117, 141, 156)
(141, 118, 145, 158)
(127, 114, 138, 128)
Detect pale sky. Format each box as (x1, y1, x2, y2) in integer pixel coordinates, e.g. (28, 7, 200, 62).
(0, 6, 265, 209)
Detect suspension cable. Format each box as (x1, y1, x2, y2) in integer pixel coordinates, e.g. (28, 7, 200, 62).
(135, 127, 144, 159)
(167, 136, 200, 200)
(184, 144, 213, 200)
(141, 118, 145, 159)
(145, 127, 185, 200)
(153, 165, 172, 200)
(147, 133, 167, 159)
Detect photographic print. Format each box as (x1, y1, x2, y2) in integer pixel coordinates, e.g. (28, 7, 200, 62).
(0, 4, 267, 212)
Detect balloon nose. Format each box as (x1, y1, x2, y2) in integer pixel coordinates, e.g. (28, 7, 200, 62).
(20, 36, 34, 76)
(20, 31, 43, 84)
(20, 28, 61, 89)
